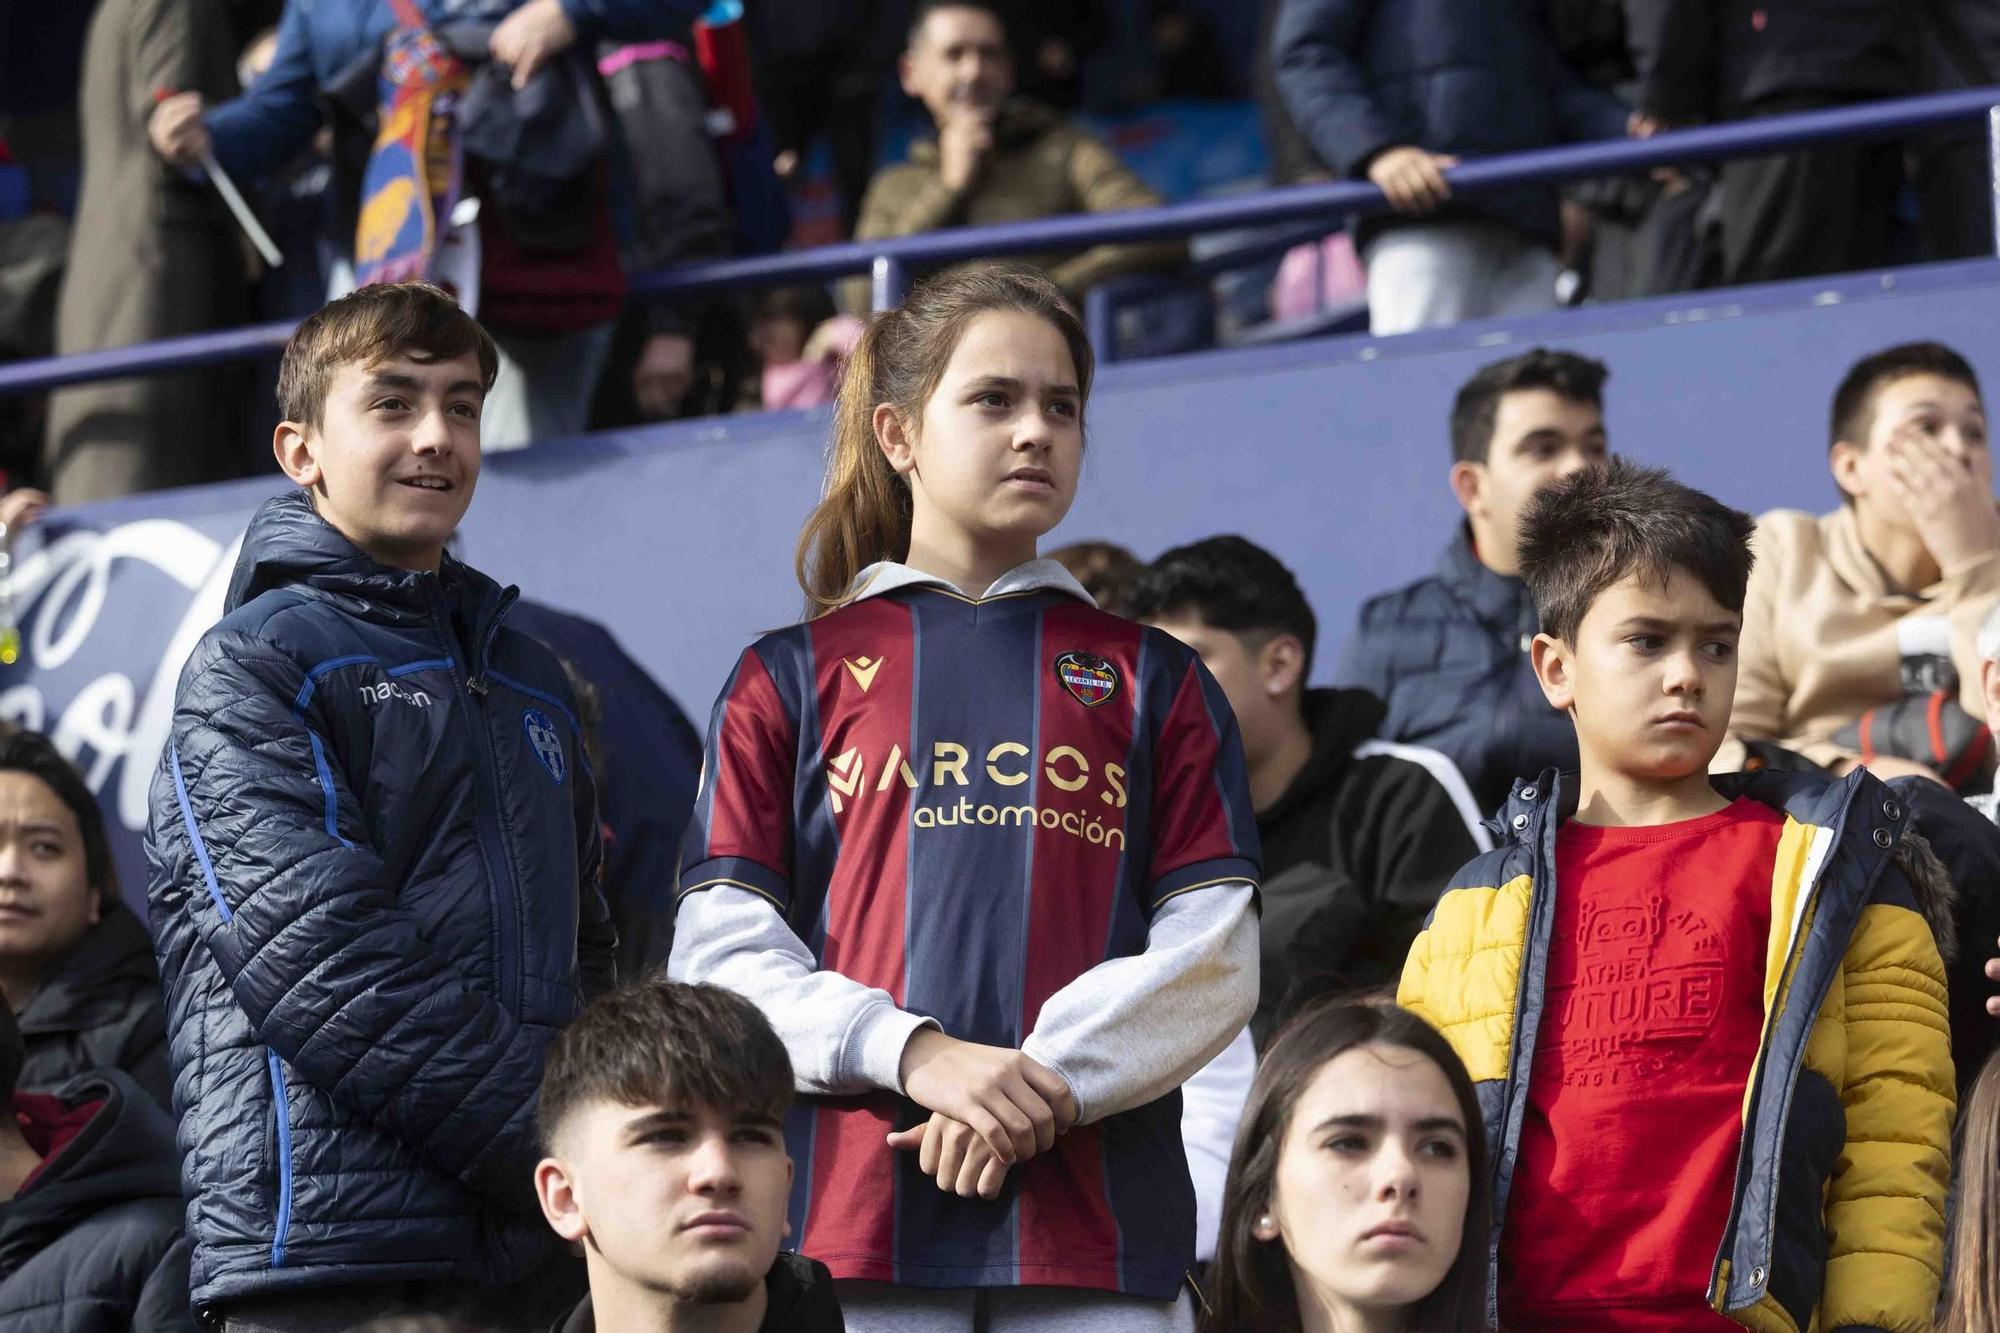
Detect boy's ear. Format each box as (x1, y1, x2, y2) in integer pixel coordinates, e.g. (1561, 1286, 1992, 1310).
(1258, 632, 1307, 700)
(1448, 460, 1486, 520)
(1982, 657, 2000, 733)
(273, 420, 321, 488)
(534, 1157, 589, 1245)
(875, 403, 917, 478)
(1829, 439, 1867, 502)
(1530, 631, 1576, 715)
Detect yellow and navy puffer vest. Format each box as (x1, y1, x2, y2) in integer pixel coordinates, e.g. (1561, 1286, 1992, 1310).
(1398, 767, 1954, 1333)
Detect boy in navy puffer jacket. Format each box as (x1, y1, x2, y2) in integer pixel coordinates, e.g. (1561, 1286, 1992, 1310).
(145, 282, 614, 1331)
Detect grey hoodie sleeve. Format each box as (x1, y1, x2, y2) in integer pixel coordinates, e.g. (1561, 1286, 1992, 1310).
(670, 881, 1257, 1122)
(667, 886, 938, 1095)
(1022, 882, 1258, 1125)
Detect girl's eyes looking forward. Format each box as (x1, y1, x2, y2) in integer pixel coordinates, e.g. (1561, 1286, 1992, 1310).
(1320, 1131, 1460, 1159)
(968, 390, 1079, 420)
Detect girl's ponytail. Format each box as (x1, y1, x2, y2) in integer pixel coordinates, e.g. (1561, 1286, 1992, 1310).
(795, 313, 914, 614)
(793, 265, 1094, 617)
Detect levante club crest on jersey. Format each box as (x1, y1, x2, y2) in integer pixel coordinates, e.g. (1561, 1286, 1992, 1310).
(1056, 651, 1120, 707)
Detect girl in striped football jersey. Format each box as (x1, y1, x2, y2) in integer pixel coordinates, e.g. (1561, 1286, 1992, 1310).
(670, 265, 1261, 1333)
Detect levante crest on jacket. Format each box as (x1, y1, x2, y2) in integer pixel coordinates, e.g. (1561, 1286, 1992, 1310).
(1055, 651, 1119, 707)
(522, 708, 567, 786)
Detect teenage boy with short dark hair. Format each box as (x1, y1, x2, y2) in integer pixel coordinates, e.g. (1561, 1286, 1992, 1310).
(1400, 459, 1954, 1331)
(1727, 340, 2000, 787)
(534, 979, 842, 1333)
(1336, 347, 1609, 814)
(1128, 535, 1487, 1043)
(146, 282, 614, 1331)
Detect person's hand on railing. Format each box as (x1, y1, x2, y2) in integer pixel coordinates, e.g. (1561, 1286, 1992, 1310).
(489, 0, 578, 90)
(1625, 112, 1691, 192)
(1365, 146, 1457, 215)
(0, 489, 48, 543)
(149, 92, 212, 169)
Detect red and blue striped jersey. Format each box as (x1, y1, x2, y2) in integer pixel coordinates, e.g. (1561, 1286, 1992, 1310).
(678, 580, 1260, 1297)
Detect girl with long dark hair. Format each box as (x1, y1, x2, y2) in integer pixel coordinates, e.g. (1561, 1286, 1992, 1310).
(1203, 1001, 1490, 1333)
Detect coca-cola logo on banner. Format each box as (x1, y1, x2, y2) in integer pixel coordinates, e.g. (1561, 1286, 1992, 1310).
(2, 516, 249, 908)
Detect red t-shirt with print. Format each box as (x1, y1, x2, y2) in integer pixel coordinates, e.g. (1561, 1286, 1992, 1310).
(1499, 797, 1781, 1330)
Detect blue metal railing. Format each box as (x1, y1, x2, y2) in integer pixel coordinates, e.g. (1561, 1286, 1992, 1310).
(3, 85, 1997, 397)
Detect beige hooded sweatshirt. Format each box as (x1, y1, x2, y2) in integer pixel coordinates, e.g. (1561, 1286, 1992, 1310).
(1719, 505, 2000, 772)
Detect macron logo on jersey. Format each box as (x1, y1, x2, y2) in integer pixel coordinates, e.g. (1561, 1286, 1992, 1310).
(843, 656, 883, 692)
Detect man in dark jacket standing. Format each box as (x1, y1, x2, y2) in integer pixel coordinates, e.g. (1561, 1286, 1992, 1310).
(1643, 0, 1906, 284)
(145, 283, 614, 1331)
(1128, 536, 1489, 1045)
(1334, 348, 1607, 815)
(1273, 0, 1638, 334)
(0, 1001, 193, 1332)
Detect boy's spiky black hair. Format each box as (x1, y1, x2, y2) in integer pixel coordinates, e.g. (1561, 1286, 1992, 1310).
(1518, 458, 1754, 643)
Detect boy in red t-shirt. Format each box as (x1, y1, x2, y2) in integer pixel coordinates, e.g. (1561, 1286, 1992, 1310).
(1399, 458, 1955, 1333)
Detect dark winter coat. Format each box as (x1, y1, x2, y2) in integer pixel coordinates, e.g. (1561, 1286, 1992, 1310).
(554, 1253, 844, 1332)
(15, 903, 171, 1112)
(1253, 688, 1488, 1044)
(1644, 0, 1907, 121)
(1333, 526, 1578, 818)
(1900, 775, 2000, 1100)
(0, 1070, 194, 1333)
(1271, 0, 1631, 245)
(145, 491, 614, 1314)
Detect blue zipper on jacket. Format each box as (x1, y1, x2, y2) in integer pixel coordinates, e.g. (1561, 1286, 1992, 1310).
(469, 596, 529, 1014)
(431, 583, 525, 1015)
(265, 1051, 295, 1267)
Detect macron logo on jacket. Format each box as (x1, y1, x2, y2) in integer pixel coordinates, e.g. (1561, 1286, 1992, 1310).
(359, 679, 432, 708)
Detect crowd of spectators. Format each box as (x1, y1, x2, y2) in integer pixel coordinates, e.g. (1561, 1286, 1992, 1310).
(0, 0, 1995, 505)
(0, 266, 1997, 1328)
(2, 6, 2000, 1333)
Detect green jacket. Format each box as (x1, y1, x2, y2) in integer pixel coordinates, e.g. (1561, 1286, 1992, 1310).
(841, 99, 1183, 313)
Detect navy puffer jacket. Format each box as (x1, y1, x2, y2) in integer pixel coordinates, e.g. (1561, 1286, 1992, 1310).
(1333, 527, 1578, 817)
(1273, 0, 1632, 244)
(145, 491, 613, 1313)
